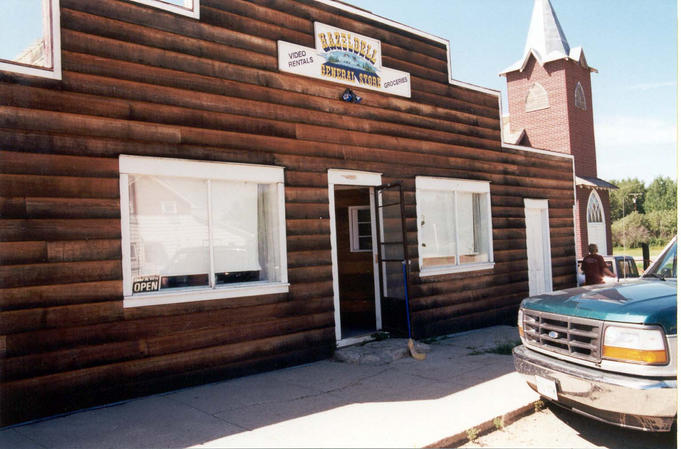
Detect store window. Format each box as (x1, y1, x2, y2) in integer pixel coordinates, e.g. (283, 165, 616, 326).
(0, 0, 61, 79)
(130, 0, 200, 19)
(415, 177, 494, 276)
(525, 82, 549, 112)
(119, 156, 288, 307)
(349, 206, 373, 252)
(575, 82, 587, 110)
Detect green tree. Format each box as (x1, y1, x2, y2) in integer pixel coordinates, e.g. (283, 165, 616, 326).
(645, 209, 677, 245)
(644, 176, 677, 213)
(611, 212, 651, 248)
(608, 178, 646, 220)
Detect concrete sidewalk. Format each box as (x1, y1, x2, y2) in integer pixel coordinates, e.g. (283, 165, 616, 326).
(0, 325, 539, 448)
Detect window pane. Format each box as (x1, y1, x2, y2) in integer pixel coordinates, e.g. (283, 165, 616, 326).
(1, 0, 50, 67)
(457, 192, 490, 264)
(357, 208, 371, 222)
(358, 236, 372, 250)
(212, 182, 281, 285)
(419, 190, 456, 267)
(129, 175, 210, 291)
(211, 180, 261, 273)
(383, 261, 405, 299)
(358, 222, 372, 236)
(256, 183, 282, 282)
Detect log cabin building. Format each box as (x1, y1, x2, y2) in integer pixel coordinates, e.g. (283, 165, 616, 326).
(0, 0, 577, 425)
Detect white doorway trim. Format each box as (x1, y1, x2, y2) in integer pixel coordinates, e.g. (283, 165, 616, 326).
(524, 199, 553, 296)
(328, 169, 382, 344)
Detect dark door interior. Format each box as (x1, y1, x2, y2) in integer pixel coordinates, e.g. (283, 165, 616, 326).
(334, 186, 376, 339)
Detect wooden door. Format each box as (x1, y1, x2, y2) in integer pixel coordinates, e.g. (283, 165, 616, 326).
(524, 199, 553, 296)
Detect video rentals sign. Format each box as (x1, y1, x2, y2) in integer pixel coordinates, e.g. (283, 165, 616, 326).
(278, 23, 411, 98)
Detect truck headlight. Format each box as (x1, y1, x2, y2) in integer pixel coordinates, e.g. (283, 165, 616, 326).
(517, 309, 524, 338)
(602, 326, 668, 364)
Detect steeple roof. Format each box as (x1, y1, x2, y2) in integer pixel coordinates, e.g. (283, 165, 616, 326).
(500, 0, 596, 75)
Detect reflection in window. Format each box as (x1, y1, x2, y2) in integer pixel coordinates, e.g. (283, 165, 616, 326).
(652, 241, 677, 280)
(0, 0, 60, 78)
(128, 175, 282, 293)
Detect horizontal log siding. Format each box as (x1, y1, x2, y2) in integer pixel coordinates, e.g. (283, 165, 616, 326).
(0, 0, 576, 425)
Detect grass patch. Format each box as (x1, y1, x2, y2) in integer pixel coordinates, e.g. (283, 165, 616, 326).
(611, 245, 665, 258)
(466, 427, 479, 442)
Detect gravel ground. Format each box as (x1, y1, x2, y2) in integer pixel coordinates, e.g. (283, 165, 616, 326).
(458, 403, 677, 449)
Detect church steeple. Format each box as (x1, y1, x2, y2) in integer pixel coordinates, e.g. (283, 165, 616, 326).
(501, 0, 615, 259)
(524, 0, 570, 61)
(500, 0, 596, 75)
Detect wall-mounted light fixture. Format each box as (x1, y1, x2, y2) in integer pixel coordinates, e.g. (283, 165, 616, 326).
(341, 88, 362, 103)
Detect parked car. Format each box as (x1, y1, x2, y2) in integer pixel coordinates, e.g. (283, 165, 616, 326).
(577, 255, 639, 286)
(513, 236, 677, 432)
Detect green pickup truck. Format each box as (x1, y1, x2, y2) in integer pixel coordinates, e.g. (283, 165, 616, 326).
(513, 237, 677, 432)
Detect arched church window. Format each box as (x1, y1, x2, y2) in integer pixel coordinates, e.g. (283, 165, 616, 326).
(587, 191, 603, 223)
(575, 82, 587, 110)
(525, 82, 549, 112)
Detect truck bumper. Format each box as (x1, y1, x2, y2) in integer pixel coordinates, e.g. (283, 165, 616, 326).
(513, 345, 677, 432)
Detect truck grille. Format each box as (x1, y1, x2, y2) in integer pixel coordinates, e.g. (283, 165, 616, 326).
(522, 309, 603, 362)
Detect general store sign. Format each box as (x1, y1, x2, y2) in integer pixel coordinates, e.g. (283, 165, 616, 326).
(278, 23, 411, 98)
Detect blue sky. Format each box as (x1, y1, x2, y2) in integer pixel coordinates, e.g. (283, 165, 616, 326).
(348, 0, 677, 185)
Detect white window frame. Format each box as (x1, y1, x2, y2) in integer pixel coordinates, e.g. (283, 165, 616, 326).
(587, 190, 604, 223)
(415, 176, 495, 277)
(119, 155, 288, 308)
(130, 0, 200, 19)
(348, 205, 372, 252)
(0, 0, 62, 80)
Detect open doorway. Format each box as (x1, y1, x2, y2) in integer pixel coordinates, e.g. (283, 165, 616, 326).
(334, 186, 377, 339)
(327, 169, 382, 346)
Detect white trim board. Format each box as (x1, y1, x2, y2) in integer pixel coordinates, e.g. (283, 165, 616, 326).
(119, 155, 284, 183)
(328, 169, 382, 186)
(129, 0, 200, 19)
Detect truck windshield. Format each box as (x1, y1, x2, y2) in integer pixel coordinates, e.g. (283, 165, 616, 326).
(644, 239, 677, 280)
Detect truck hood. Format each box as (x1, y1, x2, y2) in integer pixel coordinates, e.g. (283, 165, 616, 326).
(521, 280, 677, 334)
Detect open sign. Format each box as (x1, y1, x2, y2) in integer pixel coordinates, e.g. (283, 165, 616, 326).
(132, 275, 161, 293)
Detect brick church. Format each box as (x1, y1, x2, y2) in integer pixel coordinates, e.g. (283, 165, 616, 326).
(501, 0, 616, 258)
